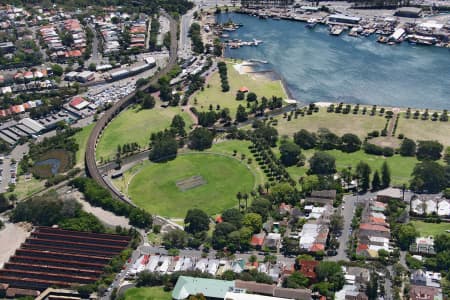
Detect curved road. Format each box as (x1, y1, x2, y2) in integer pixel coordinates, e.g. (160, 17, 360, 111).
(85, 12, 179, 203)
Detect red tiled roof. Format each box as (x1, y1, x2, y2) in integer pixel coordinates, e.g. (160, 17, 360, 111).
(299, 260, 318, 279)
(357, 243, 369, 252)
(70, 97, 86, 107)
(215, 215, 223, 223)
(310, 243, 325, 252)
(250, 234, 265, 247)
(359, 223, 389, 232)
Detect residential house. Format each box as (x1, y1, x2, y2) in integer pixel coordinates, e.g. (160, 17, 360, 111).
(299, 260, 318, 282)
(250, 232, 266, 249)
(305, 190, 336, 206)
(376, 187, 403, 202)
(409, 285, 442, 300)
(264, 233, 281, 250)
(409, 236, 436, 255)
(234, 280, 312, 300)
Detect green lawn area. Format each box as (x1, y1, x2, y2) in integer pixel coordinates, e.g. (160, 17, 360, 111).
(396, 116, 450, 146)
(9, 175, 46, 200)
(411, 220, 450, 237)
(124, 287, 171, 300)
(96, 105, 192, 161)
(192, 61, 287, 116)
(127, 152, 255, 218)
(208, 139, 266, 186)
(286, 149, 418, 186)
(275, 109, 387, 139)
(73, 123, 94, 167)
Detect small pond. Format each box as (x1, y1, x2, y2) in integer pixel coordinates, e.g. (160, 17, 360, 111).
(34, 158, 61, 176)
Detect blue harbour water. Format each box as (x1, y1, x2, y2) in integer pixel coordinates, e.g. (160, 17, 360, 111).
(217, 13, 450, 109)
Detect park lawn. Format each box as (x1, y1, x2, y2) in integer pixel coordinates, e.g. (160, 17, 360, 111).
(275, 109, 387, 139)
(96, 105, 192, 161)
(128, 153, 255, 218)
(9, 175, 45, 200)
(192, 61, 287, 117)
(208, 139, 266, 186)
(285, 149, 418, 186)
(124, 287, 171, 300)
(411, 221, 450, 237)
(396, 117, 450, 146)
(73, 123, 94, 167)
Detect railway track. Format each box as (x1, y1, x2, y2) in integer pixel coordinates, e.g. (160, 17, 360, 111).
(85, 12, 179, 203)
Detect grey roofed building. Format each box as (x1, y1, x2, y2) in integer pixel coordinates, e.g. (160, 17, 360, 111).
(376, 187, 403, 202)
(172, 276, 234, 300)
(305, 190, 336, 206)
(20, 118, 45, 133)
(395, 7, 422, 18)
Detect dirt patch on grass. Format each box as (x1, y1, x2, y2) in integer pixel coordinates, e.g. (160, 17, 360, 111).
(176, 175, 207, 191)
(370, 136, 401, 149)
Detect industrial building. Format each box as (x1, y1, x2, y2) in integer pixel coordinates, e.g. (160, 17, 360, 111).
(395, 7, 422, 18)
(0, 227, 130, 297)
(327, 14, 361, 25)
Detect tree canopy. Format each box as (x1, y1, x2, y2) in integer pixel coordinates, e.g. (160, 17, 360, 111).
(416, 140, 444, 161)
(279, 140, 301, 167)
(308, 151, 336, 175)
(184, 209, 210, 234)
(410, 160, 448, 193)
(188, 127, 214, 151)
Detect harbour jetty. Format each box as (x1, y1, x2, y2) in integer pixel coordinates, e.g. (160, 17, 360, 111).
(234, 7, 450, 48)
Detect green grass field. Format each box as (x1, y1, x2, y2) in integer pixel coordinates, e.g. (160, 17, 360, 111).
(275, 109, 387, 139)
(127, 153, 255, 218)
(96, 105, 192, 161)
(411, 221, 450, 237)
(396, 117, 450, 146)
(192, 61, 287, 116)
(124, 287, 171, 300)
(73, 123, 94, 167)
(286, 149, 418, 186)
(8, 175, 46, 200)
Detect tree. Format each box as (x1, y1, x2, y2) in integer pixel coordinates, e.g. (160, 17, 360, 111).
(149, 131, 178, 162)
(400, 138, 416, 156)
(340, 133, 362, 153)
(51, 64, 64, 76)
(235, 104, 248, 122)
(410, 161, 447, 193)
(188, 128, 214, 150)
(293, 129, 317, 150)
(242, 213, 263, 233)
(308, 151, 336, 175)
(372, 170, 381, 191)
(283, 272, 309, 289)
(329, 212, 344, 233)
(316, 261, 345, 291)
(212, 222, 236, 250)
(129, 208, 153, 229)
(366, 272, 378, 300)
(142, 95, 156, 109)
(248, 198, 271, 221)
(88, 63, 96, 71)
(246, 92, 257, 102)
(222, 208, 243, 229)
(434, 234, 450, 253)
(279, 140, 301, 167)
(0, 193, 10, 213)
(381, 161, 391, 188)
(356, 161, 371, 192)
(171, 115, 186, 136)
(184, 209, 210, 234)
(398, 223, 419, 250)
(416, 140, 444, 161)
(317, 128, 340, 150)
(162, 229, 188, 249)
